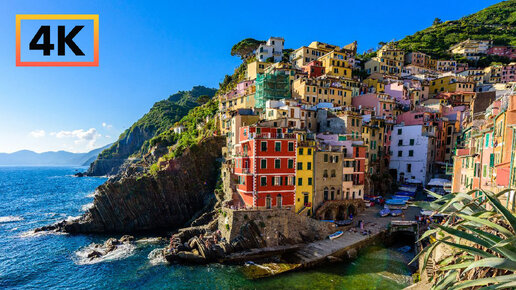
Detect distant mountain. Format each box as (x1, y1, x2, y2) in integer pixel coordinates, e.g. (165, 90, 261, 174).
(0, 144, 111, 166)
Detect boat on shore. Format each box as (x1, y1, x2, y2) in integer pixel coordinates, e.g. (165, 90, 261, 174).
(379, 208, 391, 217)
(390, 210, 402, 217)
(329, 231, 344, 240)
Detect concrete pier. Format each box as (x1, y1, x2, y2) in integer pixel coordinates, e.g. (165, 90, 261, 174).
(282, 205, 421, 272)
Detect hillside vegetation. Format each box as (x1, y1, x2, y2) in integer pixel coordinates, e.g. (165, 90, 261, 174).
(86, 85, 216, 176)
(395, 0, 516, 61)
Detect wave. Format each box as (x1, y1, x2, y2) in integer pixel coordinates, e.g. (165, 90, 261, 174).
(86, 192, 96, 198)
(18, 229, 66, 238)
(75, 243, 136, 265)
(81, 203, 94, 212)
(0, 216, 24, 223)
(147, 248, 167, 265)
(65, 215, 81, 222)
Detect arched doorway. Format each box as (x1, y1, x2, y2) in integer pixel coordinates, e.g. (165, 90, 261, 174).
(324, 210, 333, 220)
(266, 195, 271, 209)
(348, 205, 356, 218)
(324, 187, 329, 201)
(336, 206, 346, 220)
(277, 194, 282, 209)
(330, 187, 335, 200)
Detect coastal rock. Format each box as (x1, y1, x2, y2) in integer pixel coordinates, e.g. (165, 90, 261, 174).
(42, 136, 225, 234)
(80, 235, 136, 263)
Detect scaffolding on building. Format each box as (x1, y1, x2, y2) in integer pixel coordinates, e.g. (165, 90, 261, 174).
(255, 70, 291, 109)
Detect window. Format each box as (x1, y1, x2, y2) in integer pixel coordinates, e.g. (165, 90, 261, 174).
(308, 148, 312, 155)
(288, 159, 294, 169)
(308, 178, 312, 185)
(298, 178, 303, 186)
(299, 148, 304, 155)
(324, 154, 329, 162)
(261, 141, 267, 152)
(409, 150, 414, 157)
(297, 162, 303, 170)
(275, 159, 281, 169)
(409, 139, 415, 146)
(261, 159, 267, 169)
(307, 162, 312, 170)
(407, 163, 412, 173)
(398, 128, 402, 135)
(398, 139, 403, 146)
(331, 169, 336, 177)
(288, 142, 294, 151)
(323, 170, 328, 178)
(398, 151, 402, 157)
(260, 176, 267, 186)
(275, 142, 281, 152)
(274, 176, 281, 186)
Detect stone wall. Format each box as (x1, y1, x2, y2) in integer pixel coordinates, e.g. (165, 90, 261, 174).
(218, 208, 334, 247)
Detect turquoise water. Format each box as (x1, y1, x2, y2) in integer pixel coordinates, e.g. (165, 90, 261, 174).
(0, 167, 413, 289)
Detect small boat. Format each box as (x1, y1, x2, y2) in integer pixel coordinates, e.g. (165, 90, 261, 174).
(395, 190, 415, 197)
(390, 210, 403, 217)
(334, 219, 352, 226)
(379, 208, 391, 217)
(329, 231, 344, 240)
(386, 199, 407, 206)
(399, 185, 417, 193)
(393, 195, 411, 201)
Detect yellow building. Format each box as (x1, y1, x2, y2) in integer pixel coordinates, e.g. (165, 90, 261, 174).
(365, 44, 404, 75)
(429, 76, 475, 96)
(290, 46, 326, 69)
(363, 77, 385, 93)
(362, 117, 386, 174)
(295, 135, 316, 215)
(292, 77, 352, 106)
(246, 61, 271, 80)
(318, 51, 352, 78)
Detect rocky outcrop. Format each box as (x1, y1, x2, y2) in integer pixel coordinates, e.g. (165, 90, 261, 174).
(41, 136, 225, 234)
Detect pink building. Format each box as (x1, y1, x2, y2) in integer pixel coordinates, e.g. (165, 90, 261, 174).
(487, 46, 516, 59)
(352, 93, 396, 118)
(385, 82, 411, 107)
(502, 63, 516, 83)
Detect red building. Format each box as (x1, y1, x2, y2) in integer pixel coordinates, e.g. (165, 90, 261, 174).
(302, 60, 325, 78)
(352, 145, 366, 187)
(234, 125, 296, 209)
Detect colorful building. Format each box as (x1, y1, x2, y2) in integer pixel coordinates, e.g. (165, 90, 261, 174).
(294, 134, 316, 215)
(234, 126, 296, 209)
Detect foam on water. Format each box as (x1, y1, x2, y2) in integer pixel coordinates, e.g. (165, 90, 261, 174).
(75, 243, 136, 265)
(0, 216, 23, 223)
(147, 248, 167, 265)
(81, 203, 94, 212)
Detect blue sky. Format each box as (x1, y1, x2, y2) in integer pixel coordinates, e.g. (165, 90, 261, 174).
(0, 0, 501, 153)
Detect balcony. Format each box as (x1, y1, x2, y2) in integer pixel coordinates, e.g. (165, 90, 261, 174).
(241, 168, 251, 174)
(248, 133, 296, 140)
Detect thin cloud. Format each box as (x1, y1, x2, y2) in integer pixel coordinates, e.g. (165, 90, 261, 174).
(29, 130, 46, 138)
(50, 128, 99, 149)
(102, 122, 113, 129)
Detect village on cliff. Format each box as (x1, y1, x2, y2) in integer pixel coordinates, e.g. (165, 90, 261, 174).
(159, 37, 516, 274)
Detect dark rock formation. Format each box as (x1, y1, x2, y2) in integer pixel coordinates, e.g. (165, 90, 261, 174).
(41, 136, 225, 234)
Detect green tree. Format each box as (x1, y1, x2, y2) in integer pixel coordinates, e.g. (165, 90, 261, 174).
(230, 38, 264, 59)
(433, 17, 442, 26)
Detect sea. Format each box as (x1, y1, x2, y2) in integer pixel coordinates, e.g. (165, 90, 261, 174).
(0, 166, 414, 289)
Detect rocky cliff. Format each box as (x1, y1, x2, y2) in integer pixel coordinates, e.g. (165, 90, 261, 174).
(86, 86, 217, 176)
(43, 136, 225, 233)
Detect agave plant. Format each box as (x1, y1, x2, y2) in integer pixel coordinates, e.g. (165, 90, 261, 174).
(411, 189, 516, 289)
